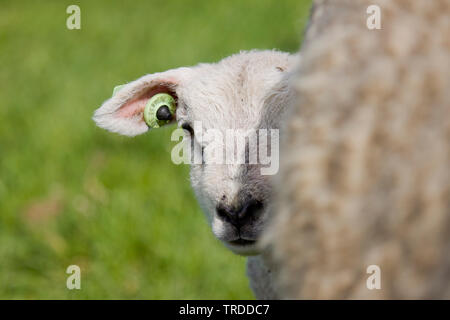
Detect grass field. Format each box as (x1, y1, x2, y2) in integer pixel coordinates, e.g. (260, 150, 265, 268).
(0, 0, 311, 299)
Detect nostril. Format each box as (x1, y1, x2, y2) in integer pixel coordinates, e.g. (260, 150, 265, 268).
(216, 205, 238, 226)
(239, 199, 263, 220)
(216, 199, 264, 226)
(216, 205, 230, 220)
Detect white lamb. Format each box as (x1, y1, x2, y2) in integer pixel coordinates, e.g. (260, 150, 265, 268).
(93, 50, 299, 299)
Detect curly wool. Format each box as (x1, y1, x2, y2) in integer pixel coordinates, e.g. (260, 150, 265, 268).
(265, 0, 450, 299)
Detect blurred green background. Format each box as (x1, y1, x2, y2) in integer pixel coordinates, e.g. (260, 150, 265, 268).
(0, 0, 311, 299)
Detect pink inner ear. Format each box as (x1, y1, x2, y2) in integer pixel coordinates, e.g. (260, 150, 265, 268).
(116, 84, 176, 119)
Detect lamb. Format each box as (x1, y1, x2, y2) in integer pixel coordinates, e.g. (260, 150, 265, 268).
(264, 0, 450, 299)
(93, 50, 299, 299)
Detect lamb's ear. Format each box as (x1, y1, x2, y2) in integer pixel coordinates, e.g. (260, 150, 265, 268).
(93, 67, 192, 137)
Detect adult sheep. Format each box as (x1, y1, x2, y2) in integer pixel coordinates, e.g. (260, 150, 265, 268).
(265, 0, 450, 299)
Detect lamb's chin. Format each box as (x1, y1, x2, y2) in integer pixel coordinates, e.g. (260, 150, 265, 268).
(224, 240, 262, 256)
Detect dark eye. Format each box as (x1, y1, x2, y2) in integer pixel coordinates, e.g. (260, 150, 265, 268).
(181, 123, 194, 136)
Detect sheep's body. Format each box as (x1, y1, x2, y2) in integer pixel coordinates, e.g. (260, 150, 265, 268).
(265, 0, 450, 299)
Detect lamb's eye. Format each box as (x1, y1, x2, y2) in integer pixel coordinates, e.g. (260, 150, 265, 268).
(181, 123, 194, 136)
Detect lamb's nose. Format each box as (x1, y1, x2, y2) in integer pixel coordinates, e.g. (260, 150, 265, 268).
(216, 199, 263, 228)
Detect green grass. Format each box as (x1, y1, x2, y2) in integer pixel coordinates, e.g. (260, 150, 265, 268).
(0, 0, 311, 299)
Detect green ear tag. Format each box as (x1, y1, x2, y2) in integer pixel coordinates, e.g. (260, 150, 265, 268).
(112, 84, 126, 96)
(143, 93, 176, 128)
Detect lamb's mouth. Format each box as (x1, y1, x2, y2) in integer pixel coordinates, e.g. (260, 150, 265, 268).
(228, 239, 257, 246)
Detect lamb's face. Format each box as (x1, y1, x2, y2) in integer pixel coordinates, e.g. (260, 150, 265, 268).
(94, 50, 297, 256)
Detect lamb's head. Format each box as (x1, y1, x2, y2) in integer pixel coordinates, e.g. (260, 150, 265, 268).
(94, 50, 297, 255)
